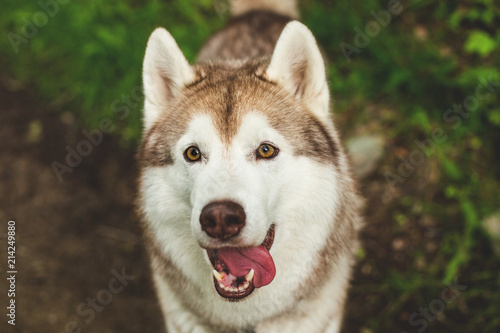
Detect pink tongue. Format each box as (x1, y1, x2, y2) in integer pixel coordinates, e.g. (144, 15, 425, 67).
(218, 246, 276, 288)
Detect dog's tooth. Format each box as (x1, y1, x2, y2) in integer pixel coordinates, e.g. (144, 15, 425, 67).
(231, 287, 238, 292)
(245, 269, 255, 282)
(224, 286, 231, 292)
(213, 270, 224, 281)
(243, 281, 249, 289)
(219, 283, 225, 289)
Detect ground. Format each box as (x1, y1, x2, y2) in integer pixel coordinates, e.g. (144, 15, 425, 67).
(0, 85, 163, 332)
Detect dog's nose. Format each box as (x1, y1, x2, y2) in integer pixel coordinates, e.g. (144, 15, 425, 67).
(199, 201, 246, 240)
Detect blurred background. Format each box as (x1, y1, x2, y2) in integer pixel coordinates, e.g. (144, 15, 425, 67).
(1, 0, 499, 332)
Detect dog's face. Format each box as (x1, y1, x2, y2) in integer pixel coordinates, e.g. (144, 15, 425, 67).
(139, 22, 342, 301)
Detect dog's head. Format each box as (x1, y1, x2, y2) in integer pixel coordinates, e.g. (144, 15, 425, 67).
(138, 22, 344, 301)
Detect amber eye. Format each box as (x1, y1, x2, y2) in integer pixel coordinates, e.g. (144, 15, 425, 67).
(184, 146, 201, 162)
(257, 143, 278, 159)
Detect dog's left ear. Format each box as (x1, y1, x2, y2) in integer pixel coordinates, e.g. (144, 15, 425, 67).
(142, 28, 195, 131)
(266, 21, 330, 119)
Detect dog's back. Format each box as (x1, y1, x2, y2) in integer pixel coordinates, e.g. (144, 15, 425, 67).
(198, 0, 298, 62)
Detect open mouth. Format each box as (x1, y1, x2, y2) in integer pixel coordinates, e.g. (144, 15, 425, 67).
(207, 224, 276, 300)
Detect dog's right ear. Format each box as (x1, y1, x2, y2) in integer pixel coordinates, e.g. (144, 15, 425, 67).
(142, 28, 194, 131)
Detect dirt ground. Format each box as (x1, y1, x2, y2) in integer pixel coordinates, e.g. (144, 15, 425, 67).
(0, 85, 164, 333)
(0, 83, 451, 332)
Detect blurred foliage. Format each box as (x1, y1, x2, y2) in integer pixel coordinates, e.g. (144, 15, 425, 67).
(1, 0, 499, 332)
(0, 0, 224, 141)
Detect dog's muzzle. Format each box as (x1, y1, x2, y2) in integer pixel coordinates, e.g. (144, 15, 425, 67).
(199, 201, 276, 300)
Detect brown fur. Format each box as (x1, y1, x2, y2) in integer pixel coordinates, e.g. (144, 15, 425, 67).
(198, 11, 292, 62)
(138, 8, 341, 167)
(138, 59, 339, 167)
(231, 0, 299, 19)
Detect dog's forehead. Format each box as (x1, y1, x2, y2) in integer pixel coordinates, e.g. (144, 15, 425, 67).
(139, 62, 338, 166)
(181, 62, 284, 142)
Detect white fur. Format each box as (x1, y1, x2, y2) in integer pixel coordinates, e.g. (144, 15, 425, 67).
(140, 112, 349, 332)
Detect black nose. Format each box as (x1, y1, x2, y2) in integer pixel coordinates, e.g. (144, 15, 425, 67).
(199, 201, 246, 240)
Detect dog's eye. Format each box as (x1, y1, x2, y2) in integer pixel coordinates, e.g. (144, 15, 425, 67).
(257, 143, 278, 159)
(184, 146, 202, 162)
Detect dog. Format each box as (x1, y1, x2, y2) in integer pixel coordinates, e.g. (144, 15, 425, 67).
(137, 0, 363, 332)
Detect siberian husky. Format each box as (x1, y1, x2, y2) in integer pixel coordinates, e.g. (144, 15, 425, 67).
(137, 0, 363, 332)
